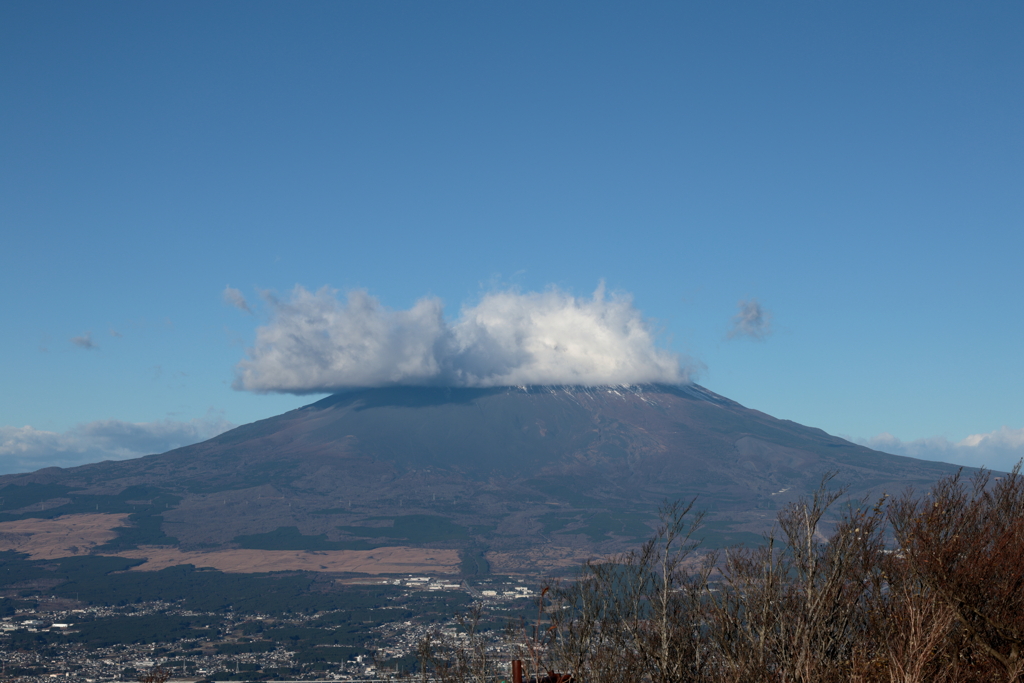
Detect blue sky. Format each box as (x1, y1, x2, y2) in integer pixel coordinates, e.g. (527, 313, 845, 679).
(2, 2, 1022, 473)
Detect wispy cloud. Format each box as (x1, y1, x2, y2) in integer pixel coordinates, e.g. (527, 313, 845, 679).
(70, 332, 97, 349)
(0, 414, 235, 475)
(234, 283, 693, 393)
(727, 299, 772, 340)
(859, 427, 1024, 473)
(109, 329, 123, 338)
(223, 286, 253, 314)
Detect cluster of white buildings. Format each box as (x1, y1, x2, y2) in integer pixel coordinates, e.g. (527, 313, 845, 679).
(381, 575, 535, 601)
(384, 576, 462, 591)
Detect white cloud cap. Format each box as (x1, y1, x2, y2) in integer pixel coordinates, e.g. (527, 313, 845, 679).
(234, 283, 692, 393)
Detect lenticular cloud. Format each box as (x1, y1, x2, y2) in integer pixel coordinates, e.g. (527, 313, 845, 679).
(233, 284, 690, 393)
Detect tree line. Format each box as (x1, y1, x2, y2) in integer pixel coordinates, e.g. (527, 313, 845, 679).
(419, 465, 1024, 682)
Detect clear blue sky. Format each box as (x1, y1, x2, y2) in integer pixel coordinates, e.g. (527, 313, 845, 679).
(2, 2, 1022, 472)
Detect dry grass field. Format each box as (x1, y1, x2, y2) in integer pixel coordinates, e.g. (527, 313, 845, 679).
(115, 546, 460, 574)
(0, 513, 130, 559)
(0, 513, 460, 574)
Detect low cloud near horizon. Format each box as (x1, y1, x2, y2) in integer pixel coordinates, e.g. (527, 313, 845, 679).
(234, 284, 693, 393)
(0, 415, 235, 475)
(859, 427, 1024, 473)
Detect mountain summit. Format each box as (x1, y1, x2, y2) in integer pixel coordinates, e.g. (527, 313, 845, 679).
(0, 385, 960, 575)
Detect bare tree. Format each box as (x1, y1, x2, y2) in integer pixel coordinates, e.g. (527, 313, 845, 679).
(891, 464, 1024, 682)
(546, 499, 713, 683)
(429, 467, 1024, 683)
(705, 476, 890, 683)
(865, 553, 957, 683)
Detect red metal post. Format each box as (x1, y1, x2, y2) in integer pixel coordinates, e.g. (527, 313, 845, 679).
(512, 659, 523, 683)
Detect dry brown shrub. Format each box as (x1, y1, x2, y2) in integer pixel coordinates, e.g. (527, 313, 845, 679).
(891, 464, 1024, 682)
(415, 465, 1024, 683)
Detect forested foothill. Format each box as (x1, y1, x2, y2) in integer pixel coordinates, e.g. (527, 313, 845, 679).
(418, 466, 1024, 683)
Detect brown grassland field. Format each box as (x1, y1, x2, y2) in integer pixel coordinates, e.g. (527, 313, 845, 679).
(0, 513, 460, 573)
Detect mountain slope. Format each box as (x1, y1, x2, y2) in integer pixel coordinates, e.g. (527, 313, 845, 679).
(0, 385, 962, 574)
